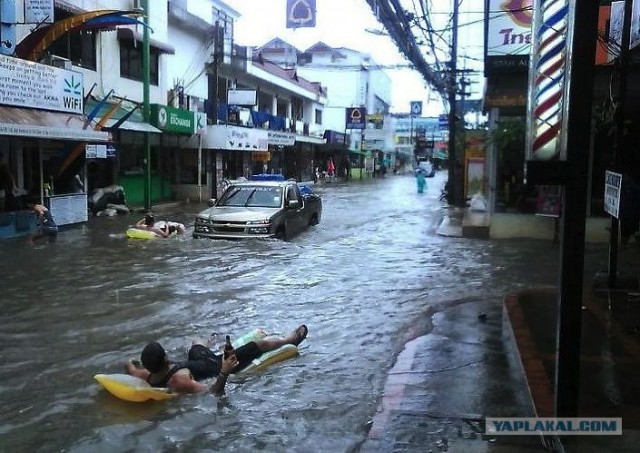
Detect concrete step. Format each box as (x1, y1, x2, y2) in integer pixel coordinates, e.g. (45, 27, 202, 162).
(436, 215, 462, 237)
(462, 210, 490, 239)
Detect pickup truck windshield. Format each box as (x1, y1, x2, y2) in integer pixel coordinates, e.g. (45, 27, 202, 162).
(218, 186, 282, 208)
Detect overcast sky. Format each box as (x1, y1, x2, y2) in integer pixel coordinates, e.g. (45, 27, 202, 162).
(223, 0, 485, 116)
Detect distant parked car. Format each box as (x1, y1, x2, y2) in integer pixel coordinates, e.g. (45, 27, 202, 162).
(193, 180, 322, 240)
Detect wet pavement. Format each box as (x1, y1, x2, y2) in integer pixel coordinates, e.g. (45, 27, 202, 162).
(1, 171, 637, 452)
(361, 296, 543, 453)
(504, 285, 640, 453)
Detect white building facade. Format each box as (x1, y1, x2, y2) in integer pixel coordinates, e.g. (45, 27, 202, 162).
(1, 0, 327, 221)
(258, 40, 395, 175)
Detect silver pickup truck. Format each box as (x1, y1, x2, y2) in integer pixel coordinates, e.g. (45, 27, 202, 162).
(193, 180, 322, 240)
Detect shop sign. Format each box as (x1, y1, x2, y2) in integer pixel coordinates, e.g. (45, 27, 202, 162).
(487, 0, 532, 57)
(0, 123, 108, 141)
(362, 138, 382, 151)
(252, 151, 271, 161)
(195, 112, 207, 134)
(486, 55, 529, 74)
(0, 54, 84, 114)
(227, 89, 257, 106)
(484, 92, 527, 108)
(150, 103, 195, 134)
(364, 157, 374, 172)
(438, 114, 449, 129)
(323, 130, 347, 145)
(466, 157, 485, 196)
(604, 170, 622, 218)
(366, 114, 384, 127)
(201, 125, 269, 151)
(345, 107, 366, 129)
(536, 185, 563, 218)
(86, 144, 105, 158)
(24, 0, 55, 23)
(268, 130, 295, 146)
(86, 144, 116, 159)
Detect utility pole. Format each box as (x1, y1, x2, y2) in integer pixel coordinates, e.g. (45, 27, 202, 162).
(142, 0, 151, 211)
(608, 0, 633, 288)
(410, 113, 414, 165)
(447, 0, 459, 206)
(554, 0, 600, 418)
(458, 71, 472, 192)
(211, 21, 223, 125)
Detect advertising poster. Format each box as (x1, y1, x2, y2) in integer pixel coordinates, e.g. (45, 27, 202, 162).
(466, 157, 485, 196)
(536, 185, 563, 217)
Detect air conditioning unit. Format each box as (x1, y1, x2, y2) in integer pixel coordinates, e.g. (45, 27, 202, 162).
(46, 55, 72, 70)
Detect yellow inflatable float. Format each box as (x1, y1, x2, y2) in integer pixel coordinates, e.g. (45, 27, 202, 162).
(126, 221, 185, 239)
(95, 329, 299, 402)
(94, 373, 175, 402)
(125, 228, 162, 239)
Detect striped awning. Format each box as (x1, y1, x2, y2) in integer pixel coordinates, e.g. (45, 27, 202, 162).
(0, 105, 110, 142)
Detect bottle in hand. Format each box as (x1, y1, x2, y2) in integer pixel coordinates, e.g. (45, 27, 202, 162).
(224, 335, 235, 359)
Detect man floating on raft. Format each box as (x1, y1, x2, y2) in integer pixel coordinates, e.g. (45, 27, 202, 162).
(123, 324, 308, 396)
(127, 214, 186, 239)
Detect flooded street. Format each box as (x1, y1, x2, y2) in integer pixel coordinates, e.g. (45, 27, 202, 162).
(0, 172, 617, 452)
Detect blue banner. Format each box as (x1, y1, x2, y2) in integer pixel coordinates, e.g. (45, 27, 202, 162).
(286, 0, 316, 29)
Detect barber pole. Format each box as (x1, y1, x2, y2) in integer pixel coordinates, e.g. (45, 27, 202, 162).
(527, 0, 569, 160)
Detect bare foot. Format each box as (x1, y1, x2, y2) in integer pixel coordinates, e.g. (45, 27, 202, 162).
(291, 324, 308, 346)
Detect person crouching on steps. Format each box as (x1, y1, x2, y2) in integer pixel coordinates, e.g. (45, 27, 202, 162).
(26, 197, 58, 244)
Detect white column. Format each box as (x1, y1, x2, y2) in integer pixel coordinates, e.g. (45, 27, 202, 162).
(286, 102, 293, 131)
(488, 108, 499, 215)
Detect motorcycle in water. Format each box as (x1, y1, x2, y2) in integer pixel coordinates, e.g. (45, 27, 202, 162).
(439, 180, 450, 203)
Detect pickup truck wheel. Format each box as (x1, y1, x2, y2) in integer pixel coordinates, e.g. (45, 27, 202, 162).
(275, 227, 286, 240)
(309, 213, 319, 226)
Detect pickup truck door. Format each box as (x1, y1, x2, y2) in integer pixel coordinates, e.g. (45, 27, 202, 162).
(284, 184, 305, 234)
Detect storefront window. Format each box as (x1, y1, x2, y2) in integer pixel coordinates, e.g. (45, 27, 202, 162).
(119, 147, 145, 176)
(174, 150, 204, 184)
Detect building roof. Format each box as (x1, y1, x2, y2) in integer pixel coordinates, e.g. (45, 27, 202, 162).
(252, 56, 326, 97)
(304, 41, 346, 58)
(256, 37, 301, 54)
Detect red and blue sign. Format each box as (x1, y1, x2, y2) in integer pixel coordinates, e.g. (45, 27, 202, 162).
(345, 107, 367, 129)
(286, 0, 316, 29)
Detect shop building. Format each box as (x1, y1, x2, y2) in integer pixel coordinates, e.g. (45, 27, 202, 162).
(257, 39, 394, 172)
(3, 0, 329, 220)
(0, 53, 109, 238)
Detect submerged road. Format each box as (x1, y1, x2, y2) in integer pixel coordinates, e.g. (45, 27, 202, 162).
(1, 171, 605, 452)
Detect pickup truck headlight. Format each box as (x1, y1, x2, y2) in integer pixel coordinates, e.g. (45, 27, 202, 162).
(246, 219, 271, 234)
(196, 217, 213, 224)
